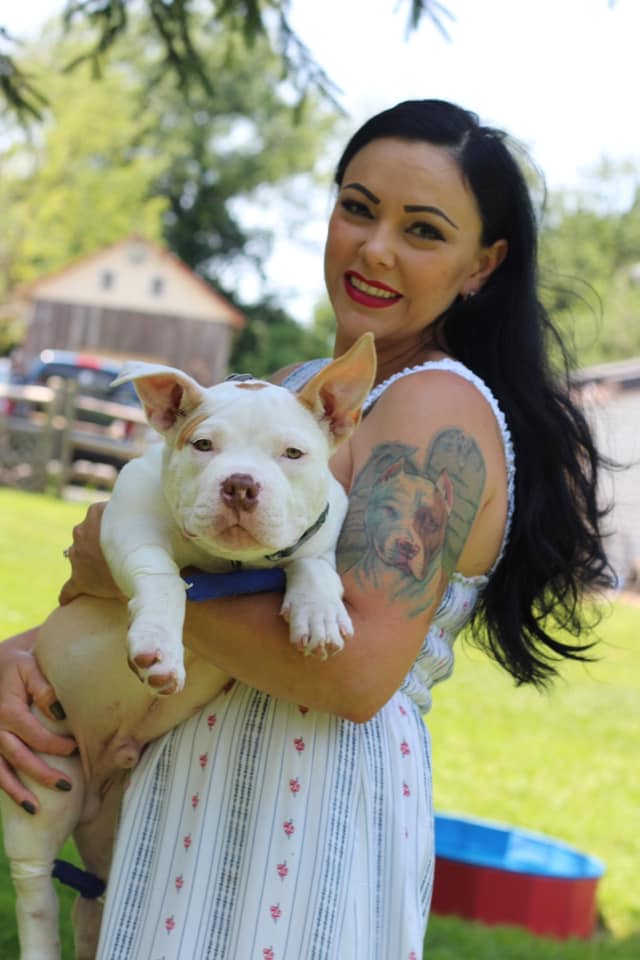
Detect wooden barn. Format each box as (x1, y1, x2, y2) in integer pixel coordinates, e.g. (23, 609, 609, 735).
(573, 356, 640, 590)
(18, 238, 245, 386)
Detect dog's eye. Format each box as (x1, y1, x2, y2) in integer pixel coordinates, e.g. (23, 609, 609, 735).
(192, 438, 213, 452)
(284, 447, 304, 460)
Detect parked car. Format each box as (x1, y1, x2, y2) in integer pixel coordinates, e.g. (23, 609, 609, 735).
(13, 350, 147, 471)
(23, 350, 140, 429)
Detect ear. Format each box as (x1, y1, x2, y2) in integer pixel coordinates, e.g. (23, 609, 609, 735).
(112, 361, 206, 435)
(297, 332, 377, 447)
(462, 238, 508, 297)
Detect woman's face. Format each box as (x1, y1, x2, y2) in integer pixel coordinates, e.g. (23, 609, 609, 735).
(324, 137, 506, 353)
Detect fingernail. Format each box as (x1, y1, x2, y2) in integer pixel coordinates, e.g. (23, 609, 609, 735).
(55, 779, 72, 792)
(21, 801, 36, 815)
(50, 701, 66, 721)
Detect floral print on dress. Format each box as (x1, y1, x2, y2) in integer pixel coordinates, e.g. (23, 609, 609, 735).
(289, 777, 301, 796)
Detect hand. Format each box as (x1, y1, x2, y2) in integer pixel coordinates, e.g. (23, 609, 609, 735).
(59, 501, 124, 605)
(0, 631, 78, 811)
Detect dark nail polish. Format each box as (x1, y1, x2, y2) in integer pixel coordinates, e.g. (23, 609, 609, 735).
(50, 701, 66, 721)
(21, 801, 36, 815)
(55, 779, 72, 792)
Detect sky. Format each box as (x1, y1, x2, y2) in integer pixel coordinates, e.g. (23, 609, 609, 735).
(3, 0, 639, 319)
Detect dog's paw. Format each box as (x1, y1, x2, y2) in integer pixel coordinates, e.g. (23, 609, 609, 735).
(127, 620, 186, 695)
(281, 598, 353, 660)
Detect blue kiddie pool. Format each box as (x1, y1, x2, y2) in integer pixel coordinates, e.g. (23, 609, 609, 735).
(431, 812, 605, 939)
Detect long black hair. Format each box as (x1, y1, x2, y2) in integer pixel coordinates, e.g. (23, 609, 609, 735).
(335, 99, 614, 685)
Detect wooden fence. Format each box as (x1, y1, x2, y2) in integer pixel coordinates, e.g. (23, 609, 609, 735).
(0, 378, 150, 495)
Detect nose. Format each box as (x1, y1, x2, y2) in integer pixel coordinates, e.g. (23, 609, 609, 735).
(221, 473, 261, 512)
(361, 222, 396, 269)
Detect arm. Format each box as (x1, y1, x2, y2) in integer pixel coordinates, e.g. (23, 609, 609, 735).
(0, 629, 78, 809)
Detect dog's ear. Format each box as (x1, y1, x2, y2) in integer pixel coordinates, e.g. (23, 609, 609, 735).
(297, 332, 377, 447)
(112, 362, 205, 435)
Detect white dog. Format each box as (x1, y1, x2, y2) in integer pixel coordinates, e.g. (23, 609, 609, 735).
(0, 333, 376, 960)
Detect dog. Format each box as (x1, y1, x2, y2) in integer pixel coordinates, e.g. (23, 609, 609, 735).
(0, 332, 376, 960)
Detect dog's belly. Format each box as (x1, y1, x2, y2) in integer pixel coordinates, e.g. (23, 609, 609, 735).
(36, 598, 228, 807)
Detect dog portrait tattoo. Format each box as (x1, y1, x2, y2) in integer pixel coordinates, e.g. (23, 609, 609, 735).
(338, 429, 486, 616)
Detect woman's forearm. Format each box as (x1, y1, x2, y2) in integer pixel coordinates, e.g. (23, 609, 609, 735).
(182, 588, 421, 722)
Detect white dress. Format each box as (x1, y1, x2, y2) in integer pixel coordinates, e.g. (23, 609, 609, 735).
(96, 360, 515, 960)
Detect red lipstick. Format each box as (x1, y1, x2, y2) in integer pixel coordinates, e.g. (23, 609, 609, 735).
(344, 271, 402, 309)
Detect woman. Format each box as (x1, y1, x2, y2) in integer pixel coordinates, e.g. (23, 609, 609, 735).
(0, 100, 611, 958)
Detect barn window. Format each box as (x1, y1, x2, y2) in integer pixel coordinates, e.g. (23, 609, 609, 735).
(100, 270, 115, 290)
(151, 275, 165, 297)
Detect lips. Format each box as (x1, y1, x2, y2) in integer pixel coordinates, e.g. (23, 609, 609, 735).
(344, 271, 402, 309)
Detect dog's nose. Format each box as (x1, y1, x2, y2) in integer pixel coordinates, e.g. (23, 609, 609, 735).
(221, 473, 261, 512)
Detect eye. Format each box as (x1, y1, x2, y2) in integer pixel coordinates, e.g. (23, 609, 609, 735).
(340, 198, 374, 219)
(407, 221, 444, 242)
(192, 438, 214, 452)
(284, 447, 304, 460)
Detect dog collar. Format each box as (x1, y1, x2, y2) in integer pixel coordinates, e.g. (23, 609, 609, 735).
(264, 503, 330, 561)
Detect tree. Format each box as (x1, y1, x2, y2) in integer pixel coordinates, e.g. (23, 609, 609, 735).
(0, 67, 168, 297)
(230, 298, 332, 375)
(540, 163, 640, 366)
(1, 0, 454, 124)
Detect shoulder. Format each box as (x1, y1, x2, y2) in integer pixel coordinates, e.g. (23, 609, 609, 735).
(363, 366, 506, 457)
(346, 365, 510, 578)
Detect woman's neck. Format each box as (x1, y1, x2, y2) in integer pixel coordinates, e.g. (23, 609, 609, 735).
(334, 334, 450, 387)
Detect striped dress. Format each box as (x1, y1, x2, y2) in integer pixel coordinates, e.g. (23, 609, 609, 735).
(96, 359, 515, 960)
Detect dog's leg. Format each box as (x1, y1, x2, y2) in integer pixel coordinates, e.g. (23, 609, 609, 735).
(0, 746, 84, 960)
(281, 556, 354, 658)
(70, 776, 124, 960)
(120, 547, 188, 694)
(100, 458, 188, 695)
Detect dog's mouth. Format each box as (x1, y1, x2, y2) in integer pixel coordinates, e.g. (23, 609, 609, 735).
(183, 520, 269, 553)
(215, 524, 265, 550)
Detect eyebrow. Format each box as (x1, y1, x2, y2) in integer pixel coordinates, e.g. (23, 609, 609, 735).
(342, 182, 380, 204)
(404, 205, 459, 230)
(342, 183, 459, 230)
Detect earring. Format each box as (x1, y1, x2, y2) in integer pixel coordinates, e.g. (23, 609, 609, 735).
(464, 290, 476, 302)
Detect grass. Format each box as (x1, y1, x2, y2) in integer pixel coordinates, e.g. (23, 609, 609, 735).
(0, 487, 639, 958)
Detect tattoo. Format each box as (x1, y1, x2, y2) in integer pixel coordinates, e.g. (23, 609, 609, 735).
(337, 429, 486, 617)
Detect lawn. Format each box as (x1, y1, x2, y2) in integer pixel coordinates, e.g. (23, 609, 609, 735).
(0, 487, 639, 958)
